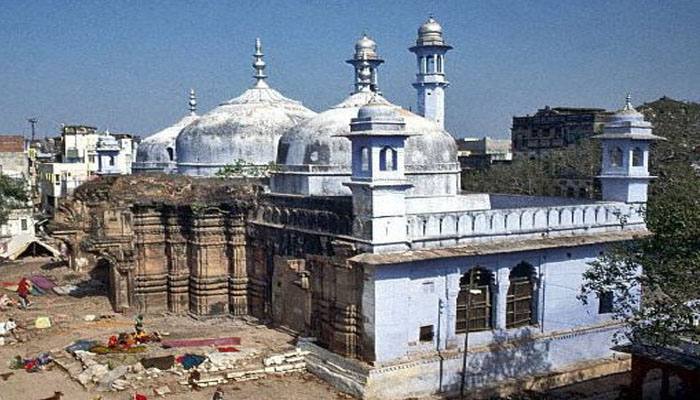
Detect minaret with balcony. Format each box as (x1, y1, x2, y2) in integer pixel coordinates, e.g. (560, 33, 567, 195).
(342, 97, 415, 253)
(346, 34, 384, 93)
(409, 16, 453, 128)
(594, 94, 665, 203)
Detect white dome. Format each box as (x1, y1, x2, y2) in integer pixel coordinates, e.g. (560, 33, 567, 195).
(273, 91, 459, 196)
(134, 113, 199, 174)
(176, 86, 316, 177)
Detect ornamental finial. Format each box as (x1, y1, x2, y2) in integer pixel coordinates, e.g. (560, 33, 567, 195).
(188, 88, 197, 115)
(253, 38, 268, 88)
(624, 93, 633, 110)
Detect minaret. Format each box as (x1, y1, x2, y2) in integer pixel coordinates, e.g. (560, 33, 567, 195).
(346, 34, 384, 93)
(594, 94, 665, 203)
(253, 38, 268, 88)
(409, 15, 452, 128)
(342, 96, 415, 253)
(188, 88, 197, 116)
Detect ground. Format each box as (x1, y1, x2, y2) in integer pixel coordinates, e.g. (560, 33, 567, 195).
(0, 257, 343, 400)
(0, 257, 668, 400)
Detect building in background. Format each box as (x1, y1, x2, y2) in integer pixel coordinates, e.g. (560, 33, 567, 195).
(0, 135, 28, 180)
(456, 137, 512, 170)
(511, 106, 612, 158)
(36, 125, 138, 213)
(0, 135, 40, 259)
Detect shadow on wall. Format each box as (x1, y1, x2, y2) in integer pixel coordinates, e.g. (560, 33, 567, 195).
(461, 330, 552, 395)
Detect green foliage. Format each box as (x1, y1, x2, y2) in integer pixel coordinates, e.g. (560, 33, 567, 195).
(462, 139, 601, 197)
(215, 160, 280, 178)
(0, 174, 28, 226)
(462, 158, 554, 196)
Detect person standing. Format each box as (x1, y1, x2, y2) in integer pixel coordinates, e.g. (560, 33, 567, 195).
(16, 278, 31, 309)
(213, 387, 224, 400)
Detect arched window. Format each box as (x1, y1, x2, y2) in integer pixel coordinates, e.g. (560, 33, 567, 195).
(379, 147, 397, 171)
(166, 147, 174, 162)
(456, 267, 493, 333)
(360, 147, 370, 171)
(632, 147, 644, 167)
(427, 56, 435, 73)
(506, 262, 536, 328)
(109, 156, 115, 166)
(610, 147, 623, 167)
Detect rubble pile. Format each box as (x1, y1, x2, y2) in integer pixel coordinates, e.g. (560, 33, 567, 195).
(53, 341, 308, 394)
(182, 348, 309, 389)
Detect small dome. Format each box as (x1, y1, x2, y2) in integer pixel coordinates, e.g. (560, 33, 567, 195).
(414, 16, 450, 47)
(353, 34, 380, 60)
(419, 17, 443, 35)
(356, 97, 401, 121)
(134, 113, 199, 173)
(606, 94, 649, 126)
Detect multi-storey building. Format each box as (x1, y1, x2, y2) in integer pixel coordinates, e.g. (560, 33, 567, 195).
(511, 106, 612, 157)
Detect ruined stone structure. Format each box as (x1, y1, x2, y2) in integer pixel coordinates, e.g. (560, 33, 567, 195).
(49, 174, 368, 360)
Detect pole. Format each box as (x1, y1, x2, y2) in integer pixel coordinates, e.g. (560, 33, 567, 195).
(459, 268, 476, 399)
(27, 118, 37, 142)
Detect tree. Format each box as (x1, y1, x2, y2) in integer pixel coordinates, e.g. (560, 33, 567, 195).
(462, 158, 554, 196)
(0, 174, 28, 226)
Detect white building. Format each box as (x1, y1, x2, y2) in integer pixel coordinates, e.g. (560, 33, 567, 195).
(37, 126, 137, 213)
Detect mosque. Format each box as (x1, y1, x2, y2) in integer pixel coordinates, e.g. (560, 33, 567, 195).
(67, 16, 661, 399)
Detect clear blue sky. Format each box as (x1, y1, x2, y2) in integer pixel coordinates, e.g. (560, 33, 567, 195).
(1, 0, 699, 139)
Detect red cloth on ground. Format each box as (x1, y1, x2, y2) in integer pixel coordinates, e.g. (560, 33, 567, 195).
(218, 347, 239, 353)
(134, 394, 148, 400)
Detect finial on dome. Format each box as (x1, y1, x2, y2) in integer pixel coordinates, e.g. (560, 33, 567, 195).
(188, 88, 197, 115)
(624, 93, 633, 110)
(253, 38, 268, 88)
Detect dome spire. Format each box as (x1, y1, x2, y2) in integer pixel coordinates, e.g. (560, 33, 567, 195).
(188, 88, 197, 115)
(253, 38, 268, 88)
(624, 93, 633, 111)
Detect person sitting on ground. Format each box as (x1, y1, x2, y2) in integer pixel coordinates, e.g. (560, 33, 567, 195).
(188, 369, 201, 391)
(213, 387, 224, 400)
(16, 277, 31, 309)
(134, 314, 144, 335)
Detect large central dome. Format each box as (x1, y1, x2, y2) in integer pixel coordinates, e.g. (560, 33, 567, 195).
(176, 39, 316, 177)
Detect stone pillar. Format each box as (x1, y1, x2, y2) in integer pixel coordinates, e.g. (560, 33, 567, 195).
(165, 208, 189, 314)
(495, 267, 511, 330)
(188, 211, 229, 315)
(228, 223, 248, 315)
(132, 208, 168, 313)
(444, 271, 460, 349)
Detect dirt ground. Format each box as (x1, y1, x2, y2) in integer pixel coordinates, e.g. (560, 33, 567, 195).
(0, 257, 343, 400)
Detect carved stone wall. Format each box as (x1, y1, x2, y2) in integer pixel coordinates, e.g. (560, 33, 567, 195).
(48, 176, 371, 362)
